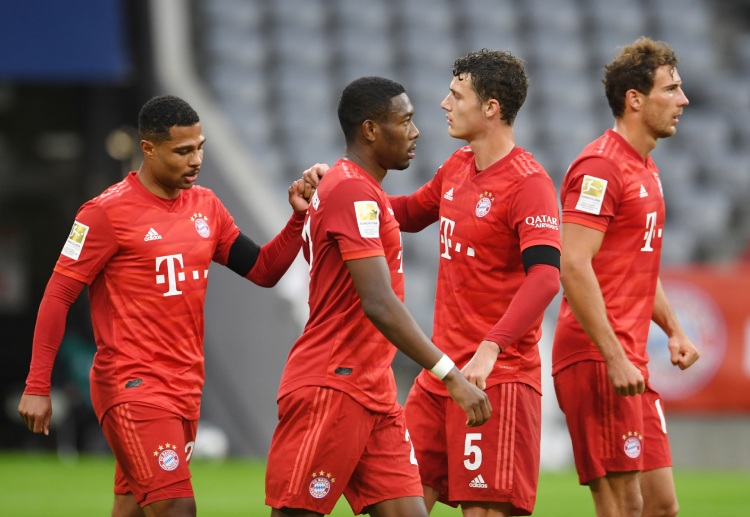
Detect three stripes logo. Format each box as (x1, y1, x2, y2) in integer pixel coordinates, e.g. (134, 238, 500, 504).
(144, 228, 162, 241)
(469, 474, 488, 488)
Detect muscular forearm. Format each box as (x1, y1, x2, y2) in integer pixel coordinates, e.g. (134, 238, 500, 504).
(361, 294, 443, 370)
(561, 261, 625, 363)
(651, 278, 684, 337)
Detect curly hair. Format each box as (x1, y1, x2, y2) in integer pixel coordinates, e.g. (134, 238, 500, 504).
(338, 76, 406, 144)
(451, 49, 529, 125)
(138, 95, 200, 142)
(604, 37, 679, 118)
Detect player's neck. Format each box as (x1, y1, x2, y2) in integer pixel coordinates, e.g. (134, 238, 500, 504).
(612, 118, 656, 163)
(468, 128, 515, 171)
(343, 149, 387, 184)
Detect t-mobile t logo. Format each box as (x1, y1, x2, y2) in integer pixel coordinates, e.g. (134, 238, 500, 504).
(440, 216, 475, 259)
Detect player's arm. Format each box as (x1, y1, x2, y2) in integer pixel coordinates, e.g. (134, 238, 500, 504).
(652, 278, 700, 370)
(18, 272, 86, 435)
(227, 179, 311, 287)
(560, 222, 645, 396)
(388, 193, 438, 233)
(462, 246, 560, 389)
(346, 256, 491, 426)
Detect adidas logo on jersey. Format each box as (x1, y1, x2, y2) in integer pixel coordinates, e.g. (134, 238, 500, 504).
(444, 188, 454, 201)
(639, 184, 648, 198)
(469, 474, 488, 488)
(144, 228, 162, 241)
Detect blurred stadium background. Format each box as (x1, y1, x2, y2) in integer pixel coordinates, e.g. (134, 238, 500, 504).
(1, 0, 749, 479)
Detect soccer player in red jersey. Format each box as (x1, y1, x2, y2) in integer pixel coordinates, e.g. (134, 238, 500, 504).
(552, 37, 700, 517)
(265, 77, 491, 517)
(18, 95, 313, 517)
(386, 50, 562, 517)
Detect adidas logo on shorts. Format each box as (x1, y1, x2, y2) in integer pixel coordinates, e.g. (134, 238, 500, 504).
(469, 474, 488, 488)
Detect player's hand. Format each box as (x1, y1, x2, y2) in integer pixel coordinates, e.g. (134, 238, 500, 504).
(302, 163, 328, 191)
(461, 340, 501, 390)
(606, 356, 645, 396)
(668, 332, 700, 370)
(443, 368, 492, 427)
(18, 394, 53, 436)
(288, 179, 312, 211)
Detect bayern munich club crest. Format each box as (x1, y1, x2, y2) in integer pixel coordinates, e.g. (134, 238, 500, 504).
(622, 431, 643, 459)
(190, 212, 211, 238)
(475, 191, 494, 218)
(309, 471, 335, 499)
(155, 444, 180, 471)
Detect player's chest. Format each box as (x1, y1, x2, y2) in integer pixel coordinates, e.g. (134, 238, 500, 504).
(111, 206, 219, 266)
(438, 175, 513, 240)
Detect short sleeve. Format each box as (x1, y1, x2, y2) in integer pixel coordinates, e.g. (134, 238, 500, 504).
(561, 156, 623, 232)
(324, 178, 386, 261)
(210, 195, 241, 265)
(53, 202, 119, 284)
(509, 173, 562, 252)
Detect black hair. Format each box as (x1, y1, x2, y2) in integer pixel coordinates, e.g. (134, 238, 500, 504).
(337, 77, 406, 144)
(138, 95, 200, 142)
(452, 49, 528, 125)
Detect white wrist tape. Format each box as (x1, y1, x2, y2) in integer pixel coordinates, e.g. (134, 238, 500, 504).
(429, 354, 455, 380)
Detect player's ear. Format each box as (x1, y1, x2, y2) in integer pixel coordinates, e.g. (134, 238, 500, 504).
(141, 139, 155, 156)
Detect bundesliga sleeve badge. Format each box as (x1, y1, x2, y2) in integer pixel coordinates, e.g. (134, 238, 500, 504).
(61, 220, 90, 260)
(354, 201, 380, 238)
(575, 175, 608, 215)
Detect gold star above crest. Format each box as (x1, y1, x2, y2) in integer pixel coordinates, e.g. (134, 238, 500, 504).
(190, 212, 208, 222)
(158, 445, 164, 451)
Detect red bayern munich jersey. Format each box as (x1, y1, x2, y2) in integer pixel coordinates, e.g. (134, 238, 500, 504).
(277, 159, 404, 414)
(407, 146, 561, 396)
(552, 130, 665, 378)
(52, 171, 240, 421)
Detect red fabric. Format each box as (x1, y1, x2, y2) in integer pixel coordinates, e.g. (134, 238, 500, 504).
(553, 130, 665, 376)
(47, 171, 240, 421)
(24, 272, 86, 395)
(389, 192, 438, 232)
(405, 381, 541, 514)
(277, 159, 403, 414)
(405, 146, 561, 396)
(484, 263, 560, 350)
(554, 361, 672, 485)
(104, 402, 197, 505)
(266, 387, 422, 515)
(246, 210, 305, 286)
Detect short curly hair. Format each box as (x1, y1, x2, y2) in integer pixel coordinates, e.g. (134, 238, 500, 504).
(138, 95, 200, 142)
(338, 76, 406, 144)
(451, 49, 529, 125)
(604, 37, 679, 118)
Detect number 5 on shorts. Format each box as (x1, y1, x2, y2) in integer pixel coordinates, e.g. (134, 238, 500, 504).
(464, 432, 483, 471)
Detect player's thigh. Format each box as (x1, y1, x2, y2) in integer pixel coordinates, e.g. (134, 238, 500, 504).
(347, 408, 424, 515)
(555, 361, 645, 484)
(103, 403, 196, 507)
(265, 387, 375, 515)
(590, 471, 642, 517)
(368, 496, 427, 517)
(641, 383, 673, 472)
(640, 466, 678, 517)
(445, 383, 541, 514)
(404, 382, 449, 495)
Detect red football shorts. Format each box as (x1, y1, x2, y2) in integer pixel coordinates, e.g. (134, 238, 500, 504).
(101, 402, 198, 507)
(553, 361, 673, 485)
(405, 381, 541, 515)
(265, 386, 423, 515)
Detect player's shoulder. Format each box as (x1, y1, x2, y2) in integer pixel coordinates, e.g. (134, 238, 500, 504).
(510, 147, 551, 179)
